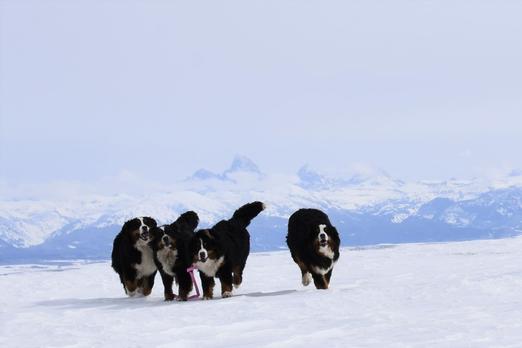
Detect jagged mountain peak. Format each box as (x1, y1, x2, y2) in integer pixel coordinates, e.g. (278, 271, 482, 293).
(297, 165, 329, 189)
(189, 156, 261, 182)
(190, 169, 222, 181)
(225, 155, 261, 174)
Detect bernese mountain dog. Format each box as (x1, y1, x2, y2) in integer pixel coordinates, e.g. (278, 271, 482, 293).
(149, 211, 199, 301)
(286, 208, 340, 290)
(111, 216, 158, 296)
(189, 201, 265, 300)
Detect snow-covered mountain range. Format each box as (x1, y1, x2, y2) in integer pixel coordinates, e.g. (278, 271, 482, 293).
(1, 156, 522, 262)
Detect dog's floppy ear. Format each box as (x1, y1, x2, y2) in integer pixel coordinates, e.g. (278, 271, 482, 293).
(142, 216, 157, 228)
(307, 224, 320, 240)
(329, 226, 341, 247)
(149, 226, 163, 243)
(328, 225, 341, 260)
(121, 218, 139, 234)
(120, 218, 136, 248)
(203, 229, 215, 240)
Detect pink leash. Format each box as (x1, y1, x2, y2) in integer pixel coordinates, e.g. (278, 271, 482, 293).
(186, 265, 201, 300)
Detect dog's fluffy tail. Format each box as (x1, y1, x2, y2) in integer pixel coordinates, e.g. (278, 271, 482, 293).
(174, 211, 199, 231)
(231, 201, 265, 228)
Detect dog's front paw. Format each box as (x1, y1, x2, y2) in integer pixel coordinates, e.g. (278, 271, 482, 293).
(302, 273, 312, 286)
(202, 296, 213, 300)
(164, 293, 176, 301)
(222, 291, 233, 298)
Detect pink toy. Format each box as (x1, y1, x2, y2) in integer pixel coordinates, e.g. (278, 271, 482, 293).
(186, 265, 201, 300)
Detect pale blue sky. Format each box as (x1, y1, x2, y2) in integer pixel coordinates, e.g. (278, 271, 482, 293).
(1, 0, 521, 185)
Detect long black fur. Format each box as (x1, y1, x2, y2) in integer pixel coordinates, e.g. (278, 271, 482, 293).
(189, 201, 265, 299)
(286, 208, 340, 289)
(149, 211, 199, 301)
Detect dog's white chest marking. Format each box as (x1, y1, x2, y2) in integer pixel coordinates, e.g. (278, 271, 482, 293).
(196, 256, 225, 277)
(313, 233, 336, 275)
(157, 248, 178, 276)
(134, 241, 156, 277)
(312, 262, 334, 275)
(318, 244, 335, 259)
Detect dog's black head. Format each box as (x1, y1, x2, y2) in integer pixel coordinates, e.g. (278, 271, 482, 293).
(189, 229, 223, 264)
(173, 211, 199, 234)
(311, 224, 339, 256)
(149, 211, 199, 253)
(150, 225, 179, 252)
(122, 216, 157, 243)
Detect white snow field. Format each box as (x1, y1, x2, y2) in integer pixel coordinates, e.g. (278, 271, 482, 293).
(1, 237, 522, 348)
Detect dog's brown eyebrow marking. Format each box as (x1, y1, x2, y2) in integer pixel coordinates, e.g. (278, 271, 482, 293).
(204, 230, 213, 239)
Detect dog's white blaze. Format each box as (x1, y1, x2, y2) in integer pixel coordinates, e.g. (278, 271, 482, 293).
(136, 217, 151, 242)
(196, 256, 225, 277)
(134, 241, 156, 277)
(198, 239, 208, 260)
(156, 248, 178, 277)
(318, 224, 329, 241)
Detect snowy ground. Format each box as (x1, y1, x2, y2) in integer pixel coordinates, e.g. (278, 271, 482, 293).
(1, 238, 522, 348)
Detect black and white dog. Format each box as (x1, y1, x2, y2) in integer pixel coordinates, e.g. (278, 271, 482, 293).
(149, 211, 199, 301)
(111, 217, 158, 296)
(286, 209, 340, 289)
(189, 201, 265, 299)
